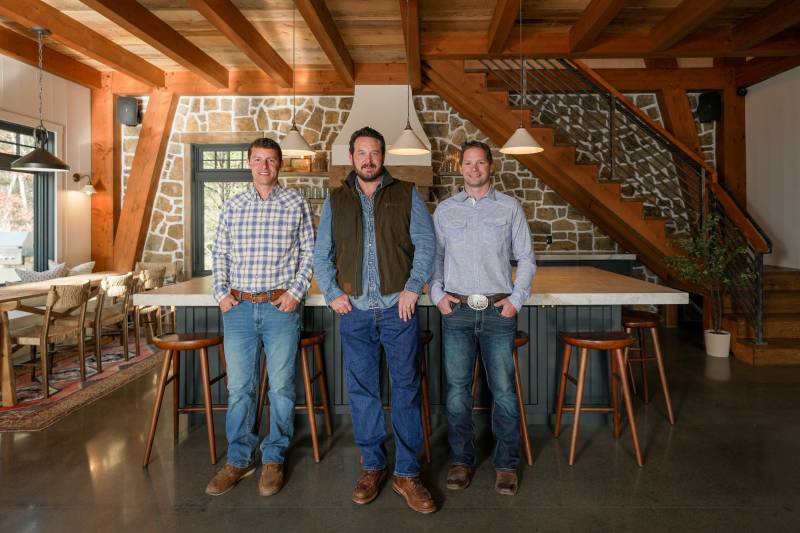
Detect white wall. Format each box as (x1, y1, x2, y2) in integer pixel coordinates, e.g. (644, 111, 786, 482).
(0, 55, 92, 270)
(746, 66, 800, 269)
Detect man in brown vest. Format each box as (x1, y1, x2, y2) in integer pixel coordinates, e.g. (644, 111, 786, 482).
(313, 127, 437, 513)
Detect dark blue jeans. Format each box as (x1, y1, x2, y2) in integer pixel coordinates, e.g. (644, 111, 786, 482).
(442, 302, 520, 471)
(340, 304, 422, 477)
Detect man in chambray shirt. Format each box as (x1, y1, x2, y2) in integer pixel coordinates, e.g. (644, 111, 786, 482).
(430, 140, 536, 496)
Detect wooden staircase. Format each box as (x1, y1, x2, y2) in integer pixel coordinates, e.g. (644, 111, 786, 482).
(725, 266, 800, 365)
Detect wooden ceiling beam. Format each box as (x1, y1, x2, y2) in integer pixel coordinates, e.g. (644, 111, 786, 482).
(736, 56, 800, 87)
(0, 0, 164, 87)
(77, 0, 229, 88)
(644, 58, 678, 69)
(423, 28, 800, 59)
(570, 0, 628, 52)
(0, 26, 102, 88)
(295, 0, 354, 86)
(187, 0, 292, 88)
(398, 0, 421, 90)
(650, 0, 733, 52)
(733, 0, 800, 50)
(487, 0, 521, 53)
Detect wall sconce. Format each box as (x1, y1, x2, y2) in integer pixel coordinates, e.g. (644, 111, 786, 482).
(72, 173, 97, 195)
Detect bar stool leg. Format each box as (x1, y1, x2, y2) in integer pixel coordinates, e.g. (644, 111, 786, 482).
(419, 351, 432, 464)
(650, 327, 675, 425)
(313, 343, 333, 436)
(610, 349, 621, 438)
(512, 348, 533, 465)
(624, 327, 638, 396)
(300, 345, 321, 463)
(554, 343, 573, 438)
(255, 355, 268, 434)
(614, 348, 644, 466)
(172, 350, 181, 442)
(568, 348, 590, 466)
(133, 311, 142, 358)
(143, 349, 173, 467)
(121, 314, 130, 361)
(219, 343, 228, 388)
(638, 329, 650, 403)
(470, 354, 481, 405)
(198, 347, 217, 465)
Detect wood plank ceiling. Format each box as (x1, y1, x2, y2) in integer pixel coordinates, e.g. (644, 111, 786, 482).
(0, 0, 798, 92)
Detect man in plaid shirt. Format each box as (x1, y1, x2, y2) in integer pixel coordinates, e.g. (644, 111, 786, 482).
(206, 137, 314, 498)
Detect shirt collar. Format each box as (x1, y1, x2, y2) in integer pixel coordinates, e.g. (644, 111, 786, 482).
(454, 186, 496, 203)
(248, 184, 287, 205)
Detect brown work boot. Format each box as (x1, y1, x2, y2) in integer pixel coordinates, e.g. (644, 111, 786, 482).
(494, 470, 519, 496)
(352, 468, 386, 504)
(205, 463, 256, 496)
(258, 463, 285, 496)
(446, 464, 473, 491)
(392, 475, 437, 514)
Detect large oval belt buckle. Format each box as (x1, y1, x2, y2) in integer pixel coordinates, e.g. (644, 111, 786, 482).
(467, 294, 489, 311)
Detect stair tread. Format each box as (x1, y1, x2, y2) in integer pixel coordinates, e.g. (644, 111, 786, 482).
(737, 338, 800, 348)
(726, 312, 800, 320)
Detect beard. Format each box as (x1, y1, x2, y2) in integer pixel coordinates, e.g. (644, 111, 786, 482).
(354, 163, 382, 182)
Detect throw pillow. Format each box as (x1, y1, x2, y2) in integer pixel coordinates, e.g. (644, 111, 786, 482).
(48, 259, 96, 276)
(14, 263, 67, 283)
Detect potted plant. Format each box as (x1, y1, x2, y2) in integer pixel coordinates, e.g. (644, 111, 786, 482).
(667, 213, 755, 357)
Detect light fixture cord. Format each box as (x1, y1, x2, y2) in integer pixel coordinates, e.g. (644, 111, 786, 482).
(292, 3, 297, 128)
(519, 0, 525, 119)
(37, 31, 44, 129)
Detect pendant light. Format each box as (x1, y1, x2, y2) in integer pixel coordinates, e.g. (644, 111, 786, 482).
(11, 29, 70, 173)
(500, 2, 542, 156)
(281, 3, 315, 158)
(388, 84, 429, 156)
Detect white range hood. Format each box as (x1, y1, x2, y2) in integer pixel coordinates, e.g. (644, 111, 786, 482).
(331, 85, 431, 167)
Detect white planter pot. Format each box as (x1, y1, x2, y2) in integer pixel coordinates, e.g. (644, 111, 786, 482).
(704, 330, 731, 358)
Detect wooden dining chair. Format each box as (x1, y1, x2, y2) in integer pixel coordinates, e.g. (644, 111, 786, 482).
(132, 267, 167, 357)
(11, 282, 91, 398)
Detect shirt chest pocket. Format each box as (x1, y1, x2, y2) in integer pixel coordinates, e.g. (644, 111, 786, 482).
(482, 218, 508, 246)
(443, 219, 466, 246)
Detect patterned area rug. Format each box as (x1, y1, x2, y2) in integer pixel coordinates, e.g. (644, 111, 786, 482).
(0, 341, 161, 432)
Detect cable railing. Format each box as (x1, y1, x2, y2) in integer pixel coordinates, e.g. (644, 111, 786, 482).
(478, 58, 771, 342)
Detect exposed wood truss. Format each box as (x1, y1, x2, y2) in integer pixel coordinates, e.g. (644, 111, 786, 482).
(90, 73, 117, 271)
(655, 88, 701, 154)
(650, 0, 733, 52)
(295, 0, 354, 86)
(398, 0, 421, 90)
(733, 0, 800, 50)
(187, 0, 292, 88)
(487, 0, 520, 54)
(569, 0, 628, 52)
(77, 0, 229, 88)
(736, 56, 800, 87)
(0, 0, 164, 87)
(0, 26, 102, 89)
(112, 90, 178, 272)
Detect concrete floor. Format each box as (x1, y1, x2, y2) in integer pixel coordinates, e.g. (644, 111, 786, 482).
(1, 328, 799, 532)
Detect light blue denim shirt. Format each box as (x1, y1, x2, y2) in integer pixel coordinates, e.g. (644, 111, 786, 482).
(313, 173, 436, 310)
(429, 187, 536, 311)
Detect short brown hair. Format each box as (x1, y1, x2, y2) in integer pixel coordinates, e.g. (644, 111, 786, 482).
(349, 126, 386, 155)
(247, 137, 282, 162)
(460, 140, 493, 165)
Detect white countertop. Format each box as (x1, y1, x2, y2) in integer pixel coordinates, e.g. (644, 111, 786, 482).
(133, 267, 688, 307)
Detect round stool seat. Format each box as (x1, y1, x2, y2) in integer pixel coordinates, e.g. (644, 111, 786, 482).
(514, 331, 529, 348)
(559, 331, 634, 350)
(299, 330, 326, 348)
(622, 310, 661, 329)
(419, 329, 433, 345)
(153, 332, 223, 351)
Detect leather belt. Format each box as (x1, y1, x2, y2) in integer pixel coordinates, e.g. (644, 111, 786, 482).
(447, 292, 509, 311)
(230, 288, 287, 304)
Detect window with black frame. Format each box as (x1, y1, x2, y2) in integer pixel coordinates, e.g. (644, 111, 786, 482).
(191, 144, 252, 276)
(0, 120, 55, 282)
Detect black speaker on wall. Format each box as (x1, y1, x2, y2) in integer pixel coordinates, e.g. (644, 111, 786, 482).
(117, 96, 141, 126)
(696, 92, 721, 123)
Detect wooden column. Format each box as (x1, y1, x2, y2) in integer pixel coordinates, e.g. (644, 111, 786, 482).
(90, 73, 117, 271)
(719, 85, 747, 206)
(112, 90, 178, 272)
(655, 87, 701, 154)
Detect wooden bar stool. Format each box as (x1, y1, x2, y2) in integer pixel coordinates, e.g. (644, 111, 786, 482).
(623, 310, 675, 425)
(471, 330, 534, 466)
(143, 333, 227, 467)
(255, 330, 333, 463)
(554, 331, 643, 467)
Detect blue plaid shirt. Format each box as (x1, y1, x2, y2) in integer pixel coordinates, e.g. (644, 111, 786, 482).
(212, 185, 314, 303)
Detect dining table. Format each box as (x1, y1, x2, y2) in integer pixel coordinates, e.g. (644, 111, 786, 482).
(0, 272, 120, 407)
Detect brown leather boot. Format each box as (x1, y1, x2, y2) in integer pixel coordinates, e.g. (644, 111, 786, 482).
(352, 468, 386, 504)
(392, 475, 437, 514)
(494, 470, 519, 496)
(446, 464, 473, 490)
(205, 463, 256, 496)
(258, 463, 285, 496)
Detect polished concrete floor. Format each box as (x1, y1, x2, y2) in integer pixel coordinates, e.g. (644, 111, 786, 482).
(1, 328, 799, 532)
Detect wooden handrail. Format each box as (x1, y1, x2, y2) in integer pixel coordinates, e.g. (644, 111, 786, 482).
(709, 182, 771, 253)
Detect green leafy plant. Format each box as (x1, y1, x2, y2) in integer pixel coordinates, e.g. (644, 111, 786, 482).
(667, 213, 755, 333)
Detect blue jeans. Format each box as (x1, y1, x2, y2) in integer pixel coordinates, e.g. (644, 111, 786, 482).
(222, 300, 300, 468)
(340, 304, 422, 477)
(442, 302, 520, 471)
